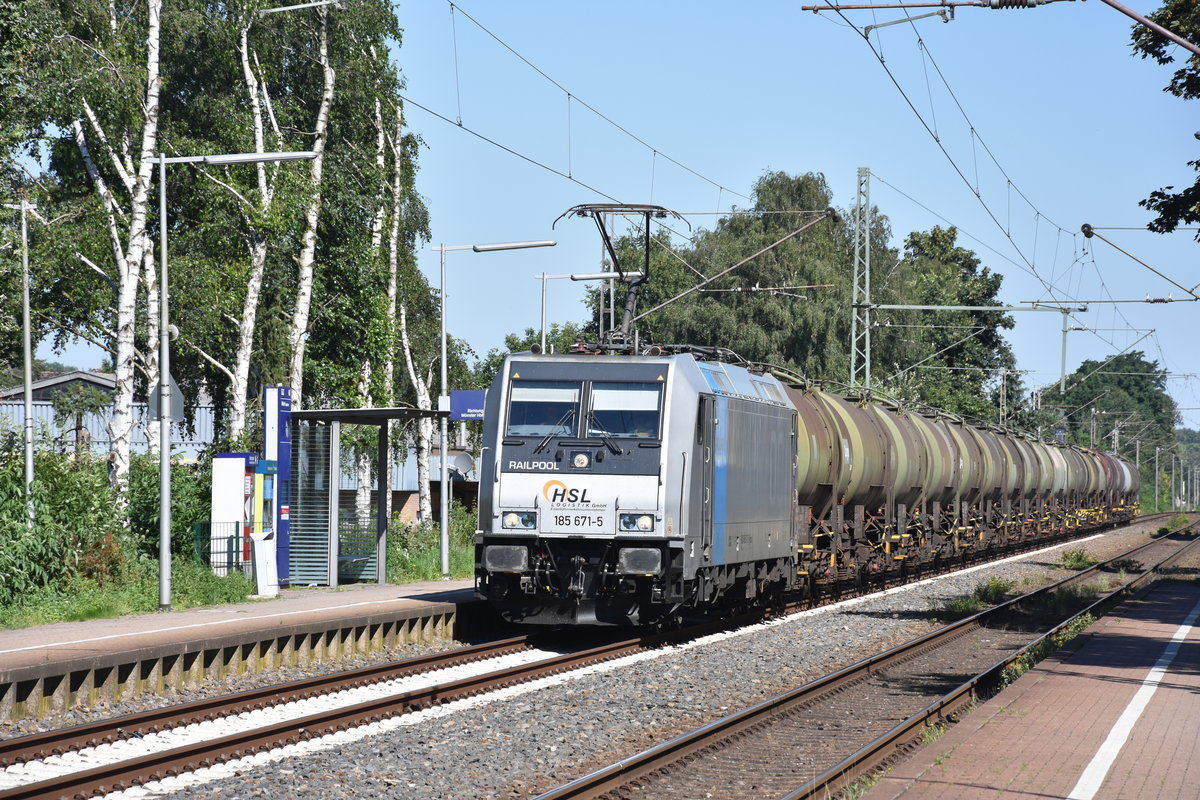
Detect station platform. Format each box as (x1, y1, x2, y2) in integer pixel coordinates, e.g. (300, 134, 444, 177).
(867, 580, 1200, 800)
(0, 579, 488, 722)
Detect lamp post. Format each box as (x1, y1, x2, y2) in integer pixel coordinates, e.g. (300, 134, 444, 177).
(535, 271, 643, 353)
(156, 150, 316, 609)
(432, 239, 555, 579)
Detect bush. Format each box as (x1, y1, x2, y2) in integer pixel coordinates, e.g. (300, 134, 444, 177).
(386, 499, 477, 583)
(0, 443, 127, 607)
(0, 441, 236, 627)
(127, 454, 211, 561)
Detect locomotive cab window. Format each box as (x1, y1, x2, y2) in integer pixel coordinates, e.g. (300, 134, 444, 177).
(506, 381, 581, 437)
(587, 382, 662, 439)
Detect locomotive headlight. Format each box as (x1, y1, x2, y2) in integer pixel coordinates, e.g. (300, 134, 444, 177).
(502, 511, 537, 530)
(572, 451, 591, 469)
(618, 547, 661, 575)
(619, 513, 654, 532)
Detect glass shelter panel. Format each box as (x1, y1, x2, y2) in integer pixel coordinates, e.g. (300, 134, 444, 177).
(291, 419, 331, 585)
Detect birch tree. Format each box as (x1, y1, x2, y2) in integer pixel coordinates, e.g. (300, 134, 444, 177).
(286, 6, 335, 410)
(15, 0, 436, 483)
(37, 0, 167, 493)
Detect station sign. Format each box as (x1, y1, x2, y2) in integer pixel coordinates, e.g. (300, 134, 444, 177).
(451, 389, 486, 421)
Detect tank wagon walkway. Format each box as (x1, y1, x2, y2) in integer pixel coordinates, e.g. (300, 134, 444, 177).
(867, 580, 1200, 800)
(0, 580, 478, 721)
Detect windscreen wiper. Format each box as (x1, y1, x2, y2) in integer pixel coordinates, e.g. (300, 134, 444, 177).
(532, 409, 575, 454)
(587, 411, 623, 455)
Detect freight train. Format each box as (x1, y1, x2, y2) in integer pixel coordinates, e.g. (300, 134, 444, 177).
(474, 347, 1139, 626)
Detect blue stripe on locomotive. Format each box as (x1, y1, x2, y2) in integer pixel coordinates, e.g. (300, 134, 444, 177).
(712, 393, 729, 566)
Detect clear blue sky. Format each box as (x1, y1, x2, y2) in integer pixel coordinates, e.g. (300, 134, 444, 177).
(44, 0, 1200, 429)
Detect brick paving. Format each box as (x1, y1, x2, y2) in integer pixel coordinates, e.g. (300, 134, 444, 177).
(867, 581, 1200, 800)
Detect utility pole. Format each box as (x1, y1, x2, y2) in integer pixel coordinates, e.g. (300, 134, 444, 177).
(850, 167, 871, 389)
(1172, 456, 1178, 512)
(1155, 447, 1160, 513)
(4, 198, 36, 527)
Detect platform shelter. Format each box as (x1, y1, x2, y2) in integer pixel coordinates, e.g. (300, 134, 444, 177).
(290, 407, 448, 586)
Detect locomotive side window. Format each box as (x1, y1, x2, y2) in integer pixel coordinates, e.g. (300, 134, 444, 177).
(506, 381, 581, 437)
(588, 382, 662, 439)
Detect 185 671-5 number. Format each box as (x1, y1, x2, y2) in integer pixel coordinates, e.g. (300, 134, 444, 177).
(555, 514, 603, 528)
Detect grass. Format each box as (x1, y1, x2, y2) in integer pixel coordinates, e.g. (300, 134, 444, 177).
(939, 576, 1015, 619)
(1000, 612, 1096, 689)
(920, 721, 948, 745)
(842, 770, 883, 799)
(1059, 547, 1096, 570)
(0, 562, 255, 629)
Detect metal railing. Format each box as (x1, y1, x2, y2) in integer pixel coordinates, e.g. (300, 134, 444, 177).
(192, 521, 254, 578)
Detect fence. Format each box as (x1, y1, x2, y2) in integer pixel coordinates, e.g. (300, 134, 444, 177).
(192, 521, 254, 578)
(0, 401, 216, 460)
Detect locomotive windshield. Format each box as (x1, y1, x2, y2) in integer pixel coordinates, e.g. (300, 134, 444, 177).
(506, 380, 581, 436)
(587, 382, 662, 439)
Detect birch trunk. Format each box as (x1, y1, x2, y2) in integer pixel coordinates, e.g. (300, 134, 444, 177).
(355, 360, 374, 526)
(142, 239, 160, 455)
(105, 0, 164, 495)
(227, 234, 267, 439)
(287, 8, 335, 410)
(374, 99, 395, 523)
(226, 25, 281, 441)
(398, 302, 433, 523)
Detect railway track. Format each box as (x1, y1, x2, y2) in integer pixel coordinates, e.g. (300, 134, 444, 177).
(0, 516, 1170, 800)
(532, 523, 1200, 800)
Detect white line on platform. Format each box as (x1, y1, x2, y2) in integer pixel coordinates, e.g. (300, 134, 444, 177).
(1066, 592, 1200, 800)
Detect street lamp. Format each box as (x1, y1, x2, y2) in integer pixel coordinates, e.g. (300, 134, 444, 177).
(157, 150, 316, 610)
(534, 271, 644, 353)
(432, 239, 555, 579)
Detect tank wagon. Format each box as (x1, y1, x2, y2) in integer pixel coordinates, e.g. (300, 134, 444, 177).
(474, 348, 1139, 626)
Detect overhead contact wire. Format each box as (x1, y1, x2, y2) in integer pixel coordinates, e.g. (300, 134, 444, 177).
(446, 1, 751, 203)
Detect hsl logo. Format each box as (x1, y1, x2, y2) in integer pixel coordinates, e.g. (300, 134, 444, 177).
(543, 479, 590, 503)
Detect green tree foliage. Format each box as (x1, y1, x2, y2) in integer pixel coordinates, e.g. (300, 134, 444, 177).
(1044, 351, 1177, 451)
(876, 226, 1016, 419)
(1131, 0, 1200, 238)
(0, 359, 77, 390)
(9, 0, 432, 441)
(473, 322, 587, 388)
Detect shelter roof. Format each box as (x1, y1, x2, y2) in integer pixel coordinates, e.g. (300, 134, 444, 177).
(290, 407, 449, 425)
